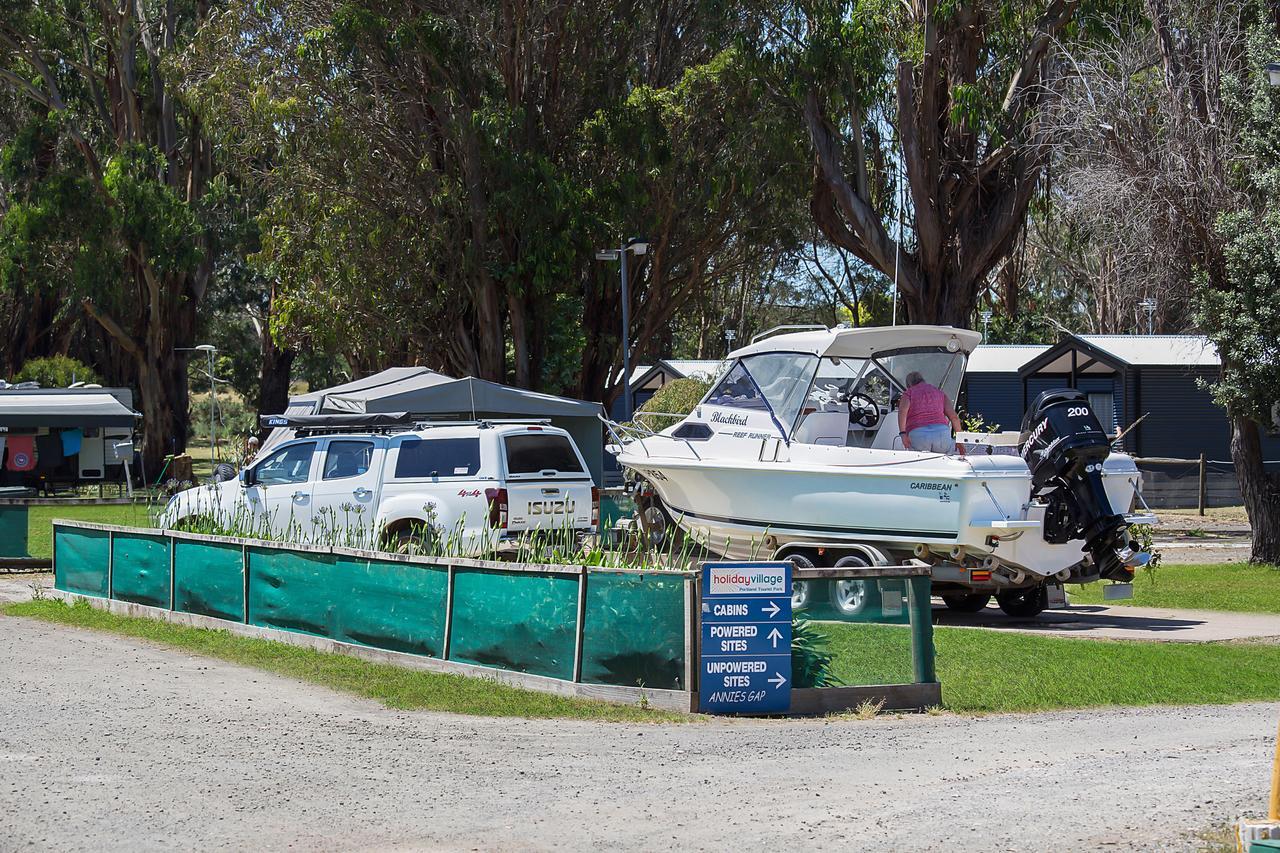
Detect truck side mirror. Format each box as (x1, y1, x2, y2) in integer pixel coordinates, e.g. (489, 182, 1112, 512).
(239, 468, 253, 488)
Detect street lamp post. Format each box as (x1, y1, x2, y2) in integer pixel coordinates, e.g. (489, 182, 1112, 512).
(596, 237, 649, 421)
(725, 328, 737, 354)
(177, 344, 220, 464)
(1138, 298, 1157, 336)
(195, 345, 218, 464)
(980, 310, 993, 342)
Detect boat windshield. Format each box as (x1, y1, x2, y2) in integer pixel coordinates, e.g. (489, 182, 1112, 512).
(703, 353, 818, 431)
(806, 357, 894, 411)
(872, 348, 967, 399)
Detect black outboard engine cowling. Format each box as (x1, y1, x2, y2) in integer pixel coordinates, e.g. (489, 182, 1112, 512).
(1019, 390, 1133, 579)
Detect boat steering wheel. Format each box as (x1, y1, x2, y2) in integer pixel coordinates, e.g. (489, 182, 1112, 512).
(846, 393, 881, 429)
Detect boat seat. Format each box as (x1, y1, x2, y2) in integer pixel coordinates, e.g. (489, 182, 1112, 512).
(794, 411, 849, 446)
(869, 409, 905, 450)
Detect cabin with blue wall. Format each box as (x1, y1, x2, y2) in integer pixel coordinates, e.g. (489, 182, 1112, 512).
(963, 334, 1280, 462)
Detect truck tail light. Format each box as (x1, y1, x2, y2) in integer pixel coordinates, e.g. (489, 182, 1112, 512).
(591, 486, 600, 527)
(485, 487, 508, 529)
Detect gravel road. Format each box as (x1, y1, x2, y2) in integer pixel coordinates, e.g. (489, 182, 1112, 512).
(2, 613, 1276, 852)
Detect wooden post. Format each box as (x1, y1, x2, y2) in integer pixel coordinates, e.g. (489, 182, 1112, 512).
(241, 543, 249, 624)
(907, 576, 936, 685)
(687, 574, 701, 712)
(1271, 718, 1280, 821)
(168, 535, 176, 611)
(1198, 452, 1207, 516)
(571, 571, 588, 683)
(441, 564, 456, 660)
(106, 529, 114, 599)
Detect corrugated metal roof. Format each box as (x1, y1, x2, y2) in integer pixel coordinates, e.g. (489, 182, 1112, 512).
(967, 345, 1050, 373)
(1077, 335, 1219, 366)
(663, 360, 725, 379)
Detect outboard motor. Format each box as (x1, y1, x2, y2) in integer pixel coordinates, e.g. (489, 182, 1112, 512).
(1019, 390, 1143, 579)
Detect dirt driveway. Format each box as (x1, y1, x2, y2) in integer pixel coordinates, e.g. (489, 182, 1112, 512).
(1, 613, 1276, 852)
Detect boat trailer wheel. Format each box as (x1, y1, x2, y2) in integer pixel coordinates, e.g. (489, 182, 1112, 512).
(830, 554, 875, 617)
(638, 503, 668, 549)
(784, 553, 815, 611)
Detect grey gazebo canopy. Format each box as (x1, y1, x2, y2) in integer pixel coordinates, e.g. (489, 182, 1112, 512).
(260, 368, 606, 484)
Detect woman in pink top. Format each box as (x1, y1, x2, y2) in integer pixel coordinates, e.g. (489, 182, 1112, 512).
(897, 371, 962, 453)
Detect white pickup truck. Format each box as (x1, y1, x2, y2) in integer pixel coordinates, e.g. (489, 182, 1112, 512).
(159, 419, 598, 554)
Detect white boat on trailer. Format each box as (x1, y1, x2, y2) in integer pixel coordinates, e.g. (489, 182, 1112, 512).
(607, 324, 1154, 618)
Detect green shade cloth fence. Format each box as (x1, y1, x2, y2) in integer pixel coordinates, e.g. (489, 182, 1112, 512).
(52, 523, 692, 689)
(51, 522, 937, 703)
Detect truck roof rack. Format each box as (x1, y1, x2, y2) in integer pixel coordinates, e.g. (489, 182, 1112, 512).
(259, 413, 555, 437)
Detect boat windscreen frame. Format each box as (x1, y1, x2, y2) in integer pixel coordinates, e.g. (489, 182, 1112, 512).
(700, 353, 819, 444)
(867, 346, 968, 398)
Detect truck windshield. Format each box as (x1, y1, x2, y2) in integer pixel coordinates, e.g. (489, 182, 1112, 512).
(504, 433, 585, 477)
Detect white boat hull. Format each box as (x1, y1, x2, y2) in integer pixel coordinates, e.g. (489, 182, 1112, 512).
(619, 437, 1142, 579)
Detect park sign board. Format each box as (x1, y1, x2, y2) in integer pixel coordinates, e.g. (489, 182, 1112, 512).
(699, 561, 792, 715)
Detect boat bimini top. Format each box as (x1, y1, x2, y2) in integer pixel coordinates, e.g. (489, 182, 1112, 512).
(728, 325, 983, 361)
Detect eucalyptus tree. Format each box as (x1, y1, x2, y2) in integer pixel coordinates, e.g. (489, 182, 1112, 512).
(181, 0, 811, 401)
(0, 0, 217, 468)
(755, 0, 1094, 326)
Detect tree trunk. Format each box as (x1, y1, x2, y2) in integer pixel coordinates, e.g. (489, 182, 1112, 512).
(1229, 414, 1280, 564)
(508, 291, 531, 388)
(257, 342, 295, 420)
(134, 348, 189, 479)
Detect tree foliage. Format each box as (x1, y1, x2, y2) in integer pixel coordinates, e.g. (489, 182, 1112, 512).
(753, 0, 1100, 326)
(0, 0, 218, 468)
(179, 0, 811, 402)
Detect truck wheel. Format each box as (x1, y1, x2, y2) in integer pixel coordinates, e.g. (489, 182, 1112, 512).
(389, 525, 439, 556)
(942, 593, 991, 613)
(996, 587, 1047, 618)
(784, 553, 814, 612)
(829, 554, 878, 618)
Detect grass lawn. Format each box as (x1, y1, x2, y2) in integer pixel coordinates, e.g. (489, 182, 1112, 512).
(818, 621, 1280, 713)
(5, 599, 689, 722)
(1068, 562, 1280, 614)
(27, 503, 155, 560)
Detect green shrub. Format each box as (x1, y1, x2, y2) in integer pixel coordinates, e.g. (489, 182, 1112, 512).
(13, 355, 101, 387)
(188, 391, 257, 442)
(791, 618, 839, 687)
(633, 377, 712, 431)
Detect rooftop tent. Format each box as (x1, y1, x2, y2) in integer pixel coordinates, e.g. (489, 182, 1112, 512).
(0, 391, 140, 428)
(290, 366, 447, 404)
(259, 371, 607, 484)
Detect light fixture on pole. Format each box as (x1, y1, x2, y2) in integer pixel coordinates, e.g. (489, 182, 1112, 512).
(177, 344, 220, 464)
(724, 328, 737, 354)
(979, 309, 993, 342)
(595, 236, 649, 421)
(1138, 298, 1157, 336)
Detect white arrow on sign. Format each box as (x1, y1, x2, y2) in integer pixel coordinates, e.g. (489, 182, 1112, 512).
(769, 672, 788, 689)
(763, 601, 781, 618)
(767, 627, 783, 648)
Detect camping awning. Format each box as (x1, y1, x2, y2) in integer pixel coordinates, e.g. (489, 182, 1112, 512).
(0, 392, 140, 428)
